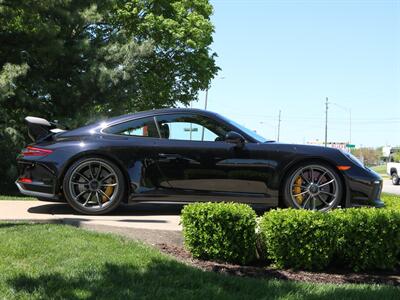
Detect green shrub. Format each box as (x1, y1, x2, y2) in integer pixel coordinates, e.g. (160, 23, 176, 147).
(181, 202, 257, 264)
(259, 209, 337, 270)
(333, 208, 400, 271)
(259, 207, 400, 272)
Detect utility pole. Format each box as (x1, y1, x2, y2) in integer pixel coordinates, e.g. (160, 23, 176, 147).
(277, 110, 281, 142)
(325, 97, 329, 147)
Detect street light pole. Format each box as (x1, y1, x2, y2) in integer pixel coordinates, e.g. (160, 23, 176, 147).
(201, 77, 224, 141)
(190, 101, 193, 141)
(325, 97, 329, 147)
(204, 88, 209, 110)
(349, 109, 352, 144)
(203, 76, 224, 111)
(277, 110, 281, 142)
(201, 89, 209, 141)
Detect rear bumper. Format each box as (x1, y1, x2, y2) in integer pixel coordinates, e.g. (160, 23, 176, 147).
(15, 181, 59, 200)
(15, 159, 61, 201)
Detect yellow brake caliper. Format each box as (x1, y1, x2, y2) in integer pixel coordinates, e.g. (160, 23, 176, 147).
(293, 176, 303, 204)
(102, 185, 114, 203)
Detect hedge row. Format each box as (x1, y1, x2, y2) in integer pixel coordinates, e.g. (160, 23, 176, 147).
(259, 208, 400, 271)
(181, 202, 257, 264)
(259, 209, 336, 270)
(181, 203, 400, 271)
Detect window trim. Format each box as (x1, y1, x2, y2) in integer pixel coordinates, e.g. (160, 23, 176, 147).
(153, 116, 162, 139)
(101, 116, 161, 139)
(100, 111, 258, 143)
(154, 113, 227, 142)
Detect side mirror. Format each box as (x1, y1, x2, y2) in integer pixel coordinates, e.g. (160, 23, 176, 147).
(225, 131, 245, 148)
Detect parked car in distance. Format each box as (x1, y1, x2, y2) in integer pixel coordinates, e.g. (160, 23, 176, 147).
(16, 108, 383, 215)
(387, 153, 400, 185)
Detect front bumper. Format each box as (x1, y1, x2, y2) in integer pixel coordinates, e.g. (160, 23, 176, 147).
(347, 168, 384, 208)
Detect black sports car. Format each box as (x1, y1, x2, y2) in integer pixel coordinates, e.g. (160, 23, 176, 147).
(16, 108, 383, 214)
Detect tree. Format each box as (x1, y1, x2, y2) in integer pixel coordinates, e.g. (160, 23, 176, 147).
(351, 147, 381, 166)
(0, 0, 218, 192)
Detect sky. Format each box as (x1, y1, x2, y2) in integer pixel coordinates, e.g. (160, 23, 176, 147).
(188, 0, 400, 147)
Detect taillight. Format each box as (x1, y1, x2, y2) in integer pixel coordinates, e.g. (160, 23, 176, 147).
(19, 177, 33, 183)
(21, 146, 53, 157)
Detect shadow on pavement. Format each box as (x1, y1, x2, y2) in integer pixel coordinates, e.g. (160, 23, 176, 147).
(27, 202, 271, 216)
(27, 202, 184, 216)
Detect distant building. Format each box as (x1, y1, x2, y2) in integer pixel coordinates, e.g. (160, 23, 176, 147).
(307, 139, 352, 152)
(382, 146, 392, 158)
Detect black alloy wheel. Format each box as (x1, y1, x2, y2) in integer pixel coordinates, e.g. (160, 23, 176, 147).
(283, 163, 343, 212)
(63, 157, 126, 214)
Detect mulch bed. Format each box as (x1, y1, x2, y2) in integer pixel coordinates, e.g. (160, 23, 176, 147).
(156, 243, 400, 286)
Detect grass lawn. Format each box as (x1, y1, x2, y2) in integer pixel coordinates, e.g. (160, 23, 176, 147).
(371, 164, 388, 178)
(381, 193, 400, 210)
(371, 164, 386, 174)
(0, 194, 36, 200)
(0, 223, 399, 300)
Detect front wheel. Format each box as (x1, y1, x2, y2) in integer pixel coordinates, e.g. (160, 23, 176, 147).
(282, 163, 343, 212)
(392, 173, 400, 185)
(63, 157, 126, 215)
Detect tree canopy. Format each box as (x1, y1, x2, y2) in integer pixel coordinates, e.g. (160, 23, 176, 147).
(0, 0, 218, 191)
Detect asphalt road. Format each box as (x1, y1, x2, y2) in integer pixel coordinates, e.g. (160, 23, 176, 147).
(383, 179, 400, 195)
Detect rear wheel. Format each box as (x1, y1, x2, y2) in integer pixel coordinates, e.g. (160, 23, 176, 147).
(63, 157, 126, 215)
(392, 173, 400, 185)
(282, 163, 343, 212)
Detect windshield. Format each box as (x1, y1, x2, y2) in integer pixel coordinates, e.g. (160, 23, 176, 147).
(220, 115, 269, 143)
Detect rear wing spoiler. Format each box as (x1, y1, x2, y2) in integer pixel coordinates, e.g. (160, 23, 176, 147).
(25, 116, 66, 142)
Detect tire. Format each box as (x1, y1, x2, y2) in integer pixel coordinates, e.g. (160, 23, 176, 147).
(392, 173, 400, 185)
(63, 157, 126, 215)
(282, 162, 343, 212)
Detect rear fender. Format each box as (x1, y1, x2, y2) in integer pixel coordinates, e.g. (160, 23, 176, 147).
(57, 151, 132, 202)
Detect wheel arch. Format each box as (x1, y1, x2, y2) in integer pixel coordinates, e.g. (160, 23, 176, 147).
(390, 168, 398, 175)
(278, 157, 348, 208)
(57, 151, 131, 203)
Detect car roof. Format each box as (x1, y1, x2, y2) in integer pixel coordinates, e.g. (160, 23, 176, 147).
(58, 108, 224, 138)
(105, 108, 218, 125)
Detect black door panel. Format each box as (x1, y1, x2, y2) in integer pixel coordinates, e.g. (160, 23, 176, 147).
(155, 139, 273, 197)
(155, 140, 232, 193)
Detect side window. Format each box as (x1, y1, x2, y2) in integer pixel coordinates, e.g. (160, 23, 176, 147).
(155, 114, 229, 142)
(103, 117, 159, 138)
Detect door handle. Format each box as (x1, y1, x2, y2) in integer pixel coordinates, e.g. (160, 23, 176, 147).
(158, 153, 181, 160)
